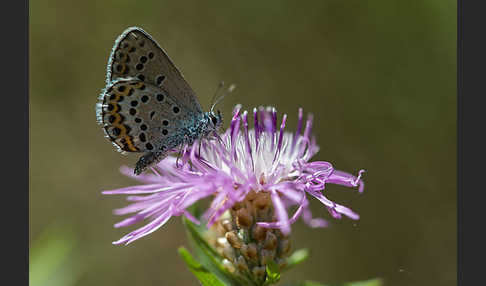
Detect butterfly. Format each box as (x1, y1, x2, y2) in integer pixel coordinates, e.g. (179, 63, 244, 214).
(96, 27, 228, 175)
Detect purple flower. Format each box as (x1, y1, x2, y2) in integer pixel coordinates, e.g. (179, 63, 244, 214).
(103, 105, 365, 245)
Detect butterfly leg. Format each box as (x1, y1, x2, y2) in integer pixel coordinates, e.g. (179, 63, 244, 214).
(198, 140, 203, 157)
(214, 131, 225, 147)
(134, 151, 168, 175)
(175, 144, 185, 168)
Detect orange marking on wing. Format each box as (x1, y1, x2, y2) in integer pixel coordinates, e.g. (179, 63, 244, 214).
(127, 87, 134, 96)
(103, 82, 140, 152)
(108, 108, 139, 152)
(110, 120, 138, 152)
(123, 135, 138, 152)
(121, 86, 134, 97)
(130, 81, 145, 89)
(112, 113, 122, 125)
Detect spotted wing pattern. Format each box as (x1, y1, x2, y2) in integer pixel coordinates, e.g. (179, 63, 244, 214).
(106, 27, 203, 114)
(97, 79, 192, 154)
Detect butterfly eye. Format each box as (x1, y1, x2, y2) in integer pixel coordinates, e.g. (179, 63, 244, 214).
(211, 116, 218, 125)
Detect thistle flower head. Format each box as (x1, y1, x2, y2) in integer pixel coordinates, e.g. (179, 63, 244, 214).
(103, 105, 364, 246)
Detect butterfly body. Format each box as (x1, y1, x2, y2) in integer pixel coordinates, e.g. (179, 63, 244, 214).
(96, 27, 223, 175)
(132, 110, 222, 175)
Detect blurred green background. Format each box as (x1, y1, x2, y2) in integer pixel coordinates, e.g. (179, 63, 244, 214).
(29, 0, 456, 285)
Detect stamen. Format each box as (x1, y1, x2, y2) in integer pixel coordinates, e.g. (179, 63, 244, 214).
(253, 107, 260, 149)
(273, 114, 287, 163)
(303, 113, 313, 140)
(292, 108, 304, 151)
(271, 107, 277, 132)
(242, 111, 255, 171)
(231, 117, 240, 161)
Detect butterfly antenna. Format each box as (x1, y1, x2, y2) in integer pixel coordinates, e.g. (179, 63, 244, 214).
(211, 84, 235, 112)
(209, 82, 225, 111)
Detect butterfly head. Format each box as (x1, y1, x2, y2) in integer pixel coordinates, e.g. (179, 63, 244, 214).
(206, 83, 234, 133)
(208, 110, 223, 131)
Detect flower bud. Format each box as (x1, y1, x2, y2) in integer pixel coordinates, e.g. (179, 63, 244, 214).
(208, 190, 298, 284)
(235, 255, 249, 272)
(225, 230, 242, 249)
(261, 249, 276, 265)
(241, 242, 258, 262)
(221, 219, 233, 232)
(222, 245, 235, 262)
(252, 225, 268, 242)
(279, 237, 292, 256)
(263, 231, 277, 250)
(236, 208, 253, 229)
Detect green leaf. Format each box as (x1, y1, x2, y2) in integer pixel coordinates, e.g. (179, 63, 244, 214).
(283, 248, 309, 271)
(178, 247, 226, 286)
(183, 217, 221, 258)
(181, 217, 254, 286)
(265, 260, 281, 284)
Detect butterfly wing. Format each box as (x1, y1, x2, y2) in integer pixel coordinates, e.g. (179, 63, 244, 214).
(106, 27, 203, 114)
(97, 78, 197, 154)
